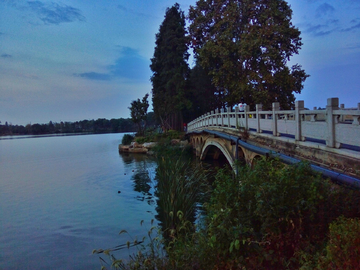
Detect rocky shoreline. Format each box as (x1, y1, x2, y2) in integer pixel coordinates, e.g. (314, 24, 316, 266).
(119, 139, 189, 154)
(118, 141, 156, 154)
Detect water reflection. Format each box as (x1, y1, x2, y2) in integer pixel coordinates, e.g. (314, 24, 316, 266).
(118, 153, 156, 205)
(119, 151, 214, 243)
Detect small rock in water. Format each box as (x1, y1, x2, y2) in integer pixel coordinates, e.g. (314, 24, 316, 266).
(118, 191, 121, 194)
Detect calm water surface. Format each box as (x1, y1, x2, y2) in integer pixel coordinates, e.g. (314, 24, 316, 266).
(0, 133, 157, 269)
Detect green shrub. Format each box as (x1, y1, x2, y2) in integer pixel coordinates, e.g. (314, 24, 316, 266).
(202, 158, 330, 269)
(165, 130, 185, 140)
(121, 134, 135, 145)
(134, 136, 147, 144)
(317, 216, 360, 269)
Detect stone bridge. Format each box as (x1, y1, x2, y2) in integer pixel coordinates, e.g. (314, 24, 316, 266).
(187, 98, 360, 188)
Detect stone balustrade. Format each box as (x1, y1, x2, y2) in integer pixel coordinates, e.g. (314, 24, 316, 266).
(187, 98, 360, 150)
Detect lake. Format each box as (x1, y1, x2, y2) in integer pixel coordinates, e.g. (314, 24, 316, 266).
(0, 133, 158, 270)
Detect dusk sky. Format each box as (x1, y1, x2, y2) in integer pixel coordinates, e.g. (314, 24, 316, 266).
(1, 0, 359, 125)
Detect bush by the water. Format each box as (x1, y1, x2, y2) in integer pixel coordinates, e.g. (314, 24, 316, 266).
(134, 129, 186, 145)
(121, 134, 135, 145)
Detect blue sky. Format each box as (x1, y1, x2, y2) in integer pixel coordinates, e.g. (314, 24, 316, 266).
(1, 0, 359, 125)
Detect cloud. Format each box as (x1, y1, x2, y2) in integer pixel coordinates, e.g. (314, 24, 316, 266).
(316, 3, 335, 17)
(75, 47, 151, 82)
(75, 72, 111, 81)
(109, 47, 151, 81)
(342, 22, 360, 32)
(304, 24, 334, 36)
(117, 4, 155, 19)
(1, 54, 12, 58)
(346, 43, 360, 50)
(342, 19, 360, 32)
(117, 4, 127, 12)
(26, 1, 85, 25)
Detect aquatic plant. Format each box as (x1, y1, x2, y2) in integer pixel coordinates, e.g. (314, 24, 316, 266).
(154, 147, 210, 239)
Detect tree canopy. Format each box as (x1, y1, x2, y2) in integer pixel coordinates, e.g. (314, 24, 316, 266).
(185, 61, 222, 120)
(188, 0, 309, 110)
(129, 93, 149, 136)
(150, 3, 190, 131)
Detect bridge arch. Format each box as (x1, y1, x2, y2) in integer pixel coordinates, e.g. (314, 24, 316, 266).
(251, 155, 262, 168)
(200, 140, 235, 169)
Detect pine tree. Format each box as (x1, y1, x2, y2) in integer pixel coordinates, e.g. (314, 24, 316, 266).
(188, 0, 309, 110)
(150, 3, 190, 131)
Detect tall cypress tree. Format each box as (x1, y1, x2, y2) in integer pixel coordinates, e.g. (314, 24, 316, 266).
(150, 3, 190, 131)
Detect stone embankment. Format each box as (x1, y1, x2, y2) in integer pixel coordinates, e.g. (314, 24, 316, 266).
(119, 141, 156, 154)
(119, 139, 189, 154)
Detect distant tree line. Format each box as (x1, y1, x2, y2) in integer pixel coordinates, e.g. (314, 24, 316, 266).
(0, 113, 157, 136)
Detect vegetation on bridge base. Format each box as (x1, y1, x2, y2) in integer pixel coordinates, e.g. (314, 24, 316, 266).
(95, 155, 360, 269)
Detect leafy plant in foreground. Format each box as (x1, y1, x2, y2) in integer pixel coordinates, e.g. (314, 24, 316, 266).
(93, 220, 169, 270)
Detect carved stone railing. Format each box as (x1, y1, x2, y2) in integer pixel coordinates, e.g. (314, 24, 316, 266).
(187, 98, 360, 150)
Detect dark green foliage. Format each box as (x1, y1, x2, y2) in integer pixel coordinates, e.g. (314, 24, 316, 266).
(121, 134, 135, 145)
(188, 0, 309, 109)
(320, 216, 360, 269)
(150, 3, 190, 131)
(129, 93, 149, 136)
(165, 158, 360, 269)
(184, 61, 223, 121)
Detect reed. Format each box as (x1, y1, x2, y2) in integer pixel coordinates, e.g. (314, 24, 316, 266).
(154, 148, 210, 238)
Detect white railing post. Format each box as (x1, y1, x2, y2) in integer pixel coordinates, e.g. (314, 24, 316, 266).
(215, 109, 219, 126)
(340, 104, 345, 122)
(295, 100, 304, 141)
(256, 104, 263, 133)
(211, 110, 214, 126)
(220, 108, 224, 127)
(272, 102, 280, 136)
(353, 103, 360, 125)
(227, 106, 231, 127)
(326, 97, 339, 148)
(235, 106, 239, 128)
(244, 105, 249, 131)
